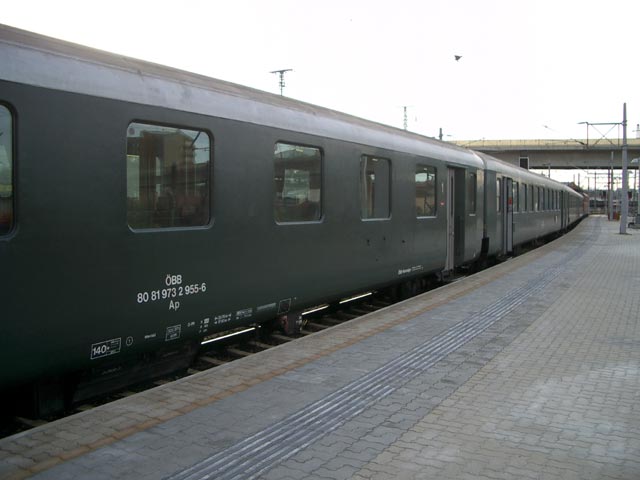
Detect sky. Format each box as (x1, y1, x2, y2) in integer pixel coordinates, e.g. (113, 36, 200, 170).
(2, 0, 639, 142)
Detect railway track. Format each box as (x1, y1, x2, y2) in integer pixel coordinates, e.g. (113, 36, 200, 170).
(191, 293, 394, 369)
(0, 289, 406, 439)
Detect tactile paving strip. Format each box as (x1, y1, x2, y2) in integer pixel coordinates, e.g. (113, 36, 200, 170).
(166, 231, 593, 480)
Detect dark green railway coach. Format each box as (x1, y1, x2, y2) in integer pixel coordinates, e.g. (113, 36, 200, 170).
(0, 24, 586, 414)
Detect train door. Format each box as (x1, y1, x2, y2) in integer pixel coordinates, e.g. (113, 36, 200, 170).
(503, 177, 513, 254)
(445, 168, 455, 271)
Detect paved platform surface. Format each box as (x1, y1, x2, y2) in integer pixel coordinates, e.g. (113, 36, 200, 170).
(1, 216, 639, 479)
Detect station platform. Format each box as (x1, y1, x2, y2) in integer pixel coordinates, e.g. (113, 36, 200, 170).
(1, 215, 639, 480)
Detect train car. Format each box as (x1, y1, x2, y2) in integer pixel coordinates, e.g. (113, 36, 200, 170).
(0, 24, 585, 415)
(479, 153, 586, 256)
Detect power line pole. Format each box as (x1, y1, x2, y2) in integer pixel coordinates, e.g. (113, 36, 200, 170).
(609, 153, 614, 220)
(399, 106, 415, 131)
(270, 69, 292, 96)
(620, 103, 629, 234)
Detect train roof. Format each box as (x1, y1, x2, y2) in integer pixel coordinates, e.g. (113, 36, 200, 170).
(475, 151, 583, 197)
(0, 23, 484, 169)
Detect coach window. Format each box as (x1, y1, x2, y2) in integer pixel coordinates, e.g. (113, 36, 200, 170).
(467, 172, 477, 215)
(514, 181, 519, 212)
(0, 106, 13, 235)
(529, 185, 534, 211)
(545, 189, 549, 210)
(415, 165, 436, 217)
(496, 178, 502, 212)
(274, 142, 322, 223)
(533, 186, 539, 211)
(521, 183, 527, 212)
(547, 189, 550, 210)
(126, 122, 211, 230)
(360, 155, 390, 219)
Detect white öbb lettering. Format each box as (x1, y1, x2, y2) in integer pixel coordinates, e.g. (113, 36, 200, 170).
(165, 274, 183, 286)
(137, 274, 205, 309)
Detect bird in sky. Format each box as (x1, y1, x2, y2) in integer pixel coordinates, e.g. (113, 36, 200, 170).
(454, 55, 462, 62)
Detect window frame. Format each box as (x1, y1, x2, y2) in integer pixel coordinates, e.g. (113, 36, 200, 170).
(0, 103, 15, 236)
(468, 172, 477, 215)
(273, 141, 324, 224)
(360, 154, 391, 221)
(415, 164, 437, 218)
(529, 185, 534, 211)
(126, 120, 213, 231)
